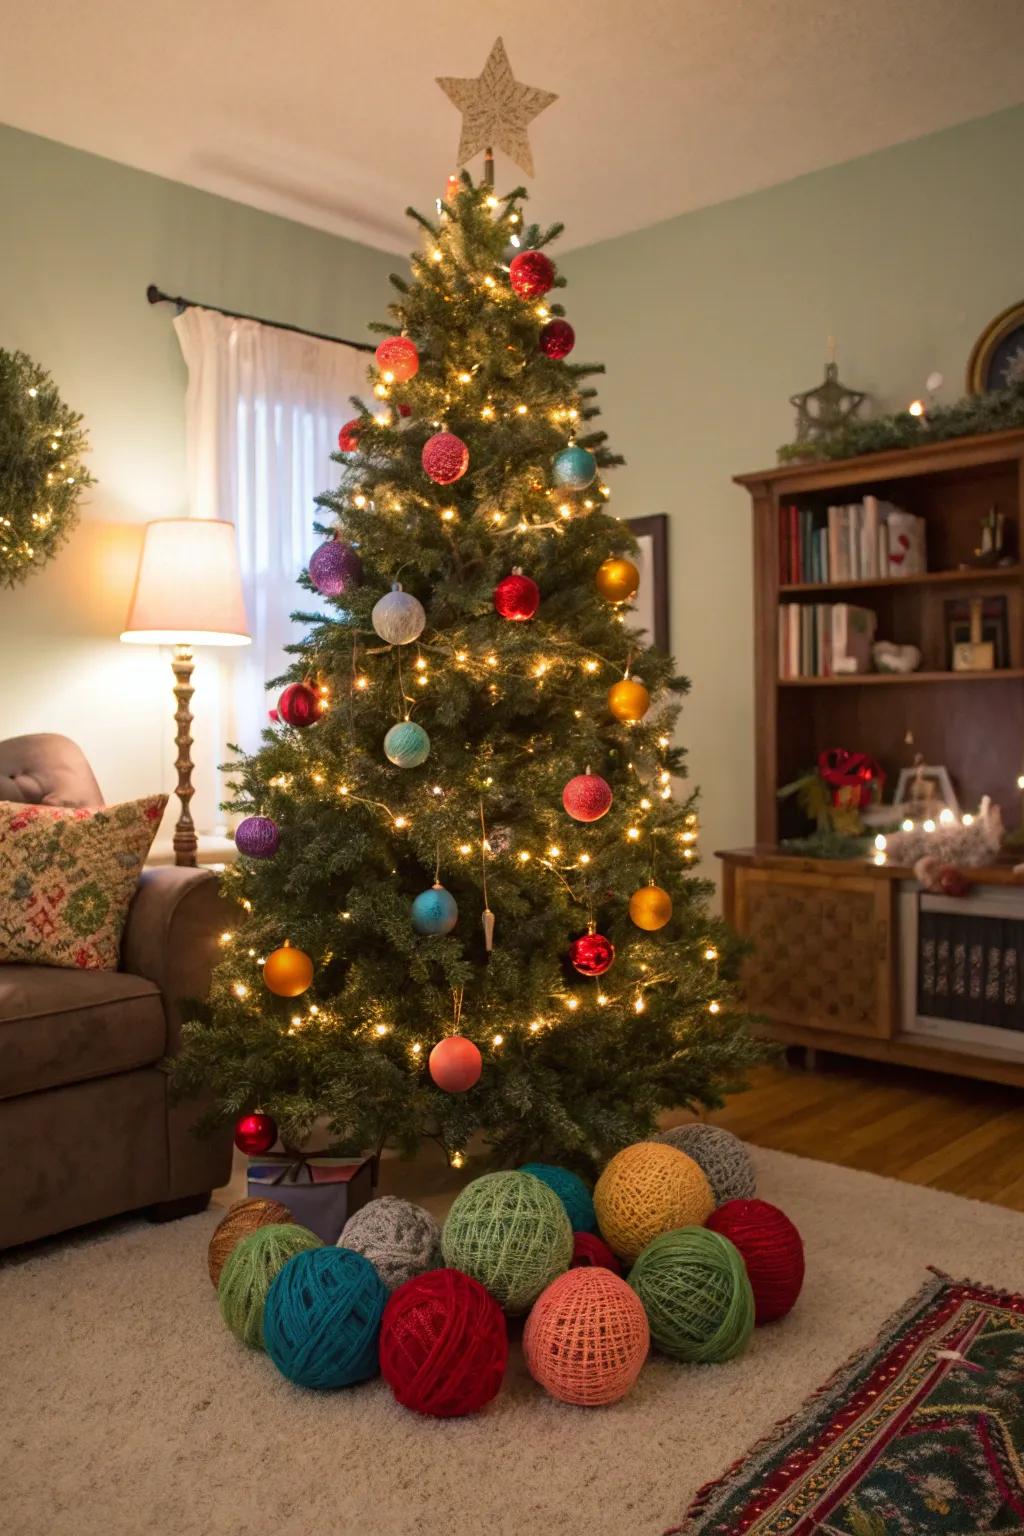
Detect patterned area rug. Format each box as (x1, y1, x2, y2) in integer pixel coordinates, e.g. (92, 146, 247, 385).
(672, 1271, 1024, 1535)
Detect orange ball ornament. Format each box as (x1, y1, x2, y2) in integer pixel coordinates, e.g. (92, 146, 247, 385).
(263, 942, 314, 998)
(628, 884, 673, 931)
(607, 678, 650, 723)
(429, 1036, 482, 1093)
(595, 557, 639, 603)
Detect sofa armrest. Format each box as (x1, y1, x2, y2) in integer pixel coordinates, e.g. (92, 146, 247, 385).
(121, 866, 230, 1055)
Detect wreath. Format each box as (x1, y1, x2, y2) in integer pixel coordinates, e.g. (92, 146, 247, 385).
(0, 348, 93, 588)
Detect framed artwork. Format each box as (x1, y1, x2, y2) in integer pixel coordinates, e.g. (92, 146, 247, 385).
(624, 514, 670, 653)
(966, 299, 1024, 394)
(893, 762, 959, 821)
(943, 595, 1010, 671)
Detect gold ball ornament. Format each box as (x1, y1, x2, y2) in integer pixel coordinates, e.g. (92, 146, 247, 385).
(629, 884, 673, 931)
(263, 942, 314, 998)
(595, 557, 640, 604)
(607, 678, 650, 723)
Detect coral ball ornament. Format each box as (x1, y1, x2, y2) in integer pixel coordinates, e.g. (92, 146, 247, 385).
(607, 677, 650, 723)
(234, 815, 280, 859)
(422, 431, 469, 485)
(234, 1112, 278, 1156)
(596, 557, 640, 603)
(509, 248, 555, 299)
(383, 720, 431, 768)
(309, 540, 362, 598)
(562, 771, 613, 822)
(525, 1266, 649, 1407)
(380, 1268, 509, 1418)
(277, 682, 320, 728)
(337, 418, 362, 453)
(552, 444, 597, 491)
(493, 570, 540, 621)
(375, 335, 420, 383)
(372, 583, 427, 646)
(411, 884, 458, 936)
(263, 942, 314, 998)
(539, 319, 575, 360)
(429, 1035, 483, 1093)
(706, 1198, 805, 1325)
(629, 884, 673, 932)
(569, 931, 615, 977)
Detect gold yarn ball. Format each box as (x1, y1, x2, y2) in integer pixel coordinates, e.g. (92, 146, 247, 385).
(207, 1197, 295, 1288)
(595, 557, 640, 603)
(607, 678, 650, 723)
(594, 1141, 714, 1263)
(628, 884, 673, 931)
(263, 942, 314, 997)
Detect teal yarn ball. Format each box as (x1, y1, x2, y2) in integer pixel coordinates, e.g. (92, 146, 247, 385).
(217, 1222, 322, 1350)
(383, 720, 431, 768)
(552, 444, 597, 490)
(264, 1246, 388, 1389)
(411, 884, 458, 935)
(442, 1171, 572, 1313)
(520, 1163, 597, 1234)
(628, 1226, 754, 1364)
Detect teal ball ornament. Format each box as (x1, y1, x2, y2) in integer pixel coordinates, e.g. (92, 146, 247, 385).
(264, 1246, 387, 1389)
(372, 583, 426, 646)
(520, 1164, 597, 1234)
(384, 720, 431, 768)
(552, 445, 597, 491)
(411, 884, 458, 936)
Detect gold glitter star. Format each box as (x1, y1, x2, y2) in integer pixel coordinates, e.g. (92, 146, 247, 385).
(437, 37, 557, 178)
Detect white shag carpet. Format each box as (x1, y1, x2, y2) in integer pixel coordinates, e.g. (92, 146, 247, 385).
(5, 1148, 1024, 1536)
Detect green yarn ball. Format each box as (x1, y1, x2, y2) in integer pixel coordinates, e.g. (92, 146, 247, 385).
(218, 1222, 322, 1349)
(442, 1170, 573, 1313)
(628, 1226, 754, 1364)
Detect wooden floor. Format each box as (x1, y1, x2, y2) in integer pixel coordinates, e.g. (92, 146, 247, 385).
(671, 1052, 1024, 1212)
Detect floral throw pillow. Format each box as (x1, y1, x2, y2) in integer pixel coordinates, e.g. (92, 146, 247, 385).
(0, 796, 167, 970)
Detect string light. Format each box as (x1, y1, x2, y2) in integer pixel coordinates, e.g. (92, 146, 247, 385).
(704, 946, 718, 961)
(518, 850, 531, 863)
(579, 853, 591, 865)
(529, 1020, 542, 1032)
(431, 248, 443, 263)
(411, 1042, 422, 1055)
(633, 995, 645, 1013)
(547, 845, 561, 858)
(458, 842, 472, 855)
(232, 982, 249, 999)
(341, 910, 351, 920)
(626, 827, 640, 841)
(291, 1014, 303, 1028)
(375, 1022, 389, 1036)
(708, 1000, 721, 1015)
(640, 798, 651, 811)
(583, 659, 599, 673)
(481, 404, 495, 420)
(353, 493, 367, 509)
(658, 736, 670, 749)
(483, 275, 496, 289)
(354, 675, 370, 690)
(457, 371, 472, 385)
(565, 997, 579, 1011)
(492, 1033, 504, 1047)
(393, 815, 409, 829)
(515, 404, 528, 416)
(597, 993, 609, 1006)
(485, 194, 499, 209)
(451, 1150, 466, 1169)
(415, 656, 428, 670)
(219, 931, 233, 946)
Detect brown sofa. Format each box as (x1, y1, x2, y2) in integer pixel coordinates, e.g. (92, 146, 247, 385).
(0, 733, 232, 1248)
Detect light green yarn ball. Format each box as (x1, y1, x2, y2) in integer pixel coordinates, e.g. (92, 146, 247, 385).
(628, 1226, 754, 1363)
(442, 1170, 573, 1314)
(218, 1222, 322, 1349)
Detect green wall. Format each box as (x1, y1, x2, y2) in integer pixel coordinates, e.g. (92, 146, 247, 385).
(566, 103, 1024, 865)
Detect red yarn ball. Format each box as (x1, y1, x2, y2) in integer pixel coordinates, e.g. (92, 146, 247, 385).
(422, 431, 469, 485)
(569, 932, 615, 976)
(570, 1230, 622, 1276)
(562, 772, 613, 822)
(429, 1035, 482, 1093)
(234, 1112, 277, 1155)
(380, 1267, 508, 1417)
(509, 249, 555, 300)
(338, 418, 362, 453)
(706, 1198, 805, 1325)
(539, 319, 575, 359)
(494, 571, 540, 621)
(375, 335, 420, 383)
(277, 682, 320, 728)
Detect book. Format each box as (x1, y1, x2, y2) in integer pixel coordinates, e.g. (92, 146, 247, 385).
(832, 603, 877, 673)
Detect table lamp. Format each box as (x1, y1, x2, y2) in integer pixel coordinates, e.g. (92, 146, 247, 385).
(121, 518, 250, 866)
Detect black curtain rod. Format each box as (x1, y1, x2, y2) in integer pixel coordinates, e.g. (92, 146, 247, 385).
(145, 284, 375, 353)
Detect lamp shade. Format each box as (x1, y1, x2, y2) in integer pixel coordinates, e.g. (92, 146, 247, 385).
(120, 518, 250, 646)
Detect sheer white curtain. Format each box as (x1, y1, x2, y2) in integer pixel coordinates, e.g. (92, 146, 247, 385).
(174, 306, 367, 802)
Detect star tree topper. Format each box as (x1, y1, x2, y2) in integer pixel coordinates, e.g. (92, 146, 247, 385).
(437, 37, 557, 178)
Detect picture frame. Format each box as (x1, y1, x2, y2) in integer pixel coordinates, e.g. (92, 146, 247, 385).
(624, 514, 670, 652)
(966, 299, 1024, 394)
(893, 763, 960, 821)
(943, 595, 1009, 671)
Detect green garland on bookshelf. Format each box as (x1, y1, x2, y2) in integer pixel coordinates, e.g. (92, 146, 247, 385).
(777, 379, 1024, 466)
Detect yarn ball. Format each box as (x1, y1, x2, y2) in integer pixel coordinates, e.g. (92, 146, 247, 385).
(562, 771, 613, 822)
(338, 418, 362, 453)
(338, 1196, 442, 1291)
(277, 681, 320, 728)
(539, 318, 575, 359)
(552, 444, 597, 491)
(383, 720, 431, 768)
(594, 1141, 714, 1263)
(422, 431, 469, 485)
(442, 1171, 573, 1314)
(524, 1266, 649, 1407)
(520, 1164, 597, 1234)
(264, 1245, 387, 1388)
(218, 1222, 322, 1349)
(628, 884, 673, 931)
(375, 335, 419, 383)
(309, 539, 362, 597)
(568, 931, 615, 976)
(706, 1198, 805, 1325)
(571, 1230, 623, 1276)
(411, 884, 458, 936)
(380, 1268, 508, 1417)
(207, 1197, 295, 1288)
(263, 943, 314, 997)
(494, 571, 540, 621)
(654, 1124, 757, 1207)
(233, 1111, 278, 1155)
(509, 249, 555, 299)
(608, 678, 650, 723)
(234, 815, 280, 859)
(372, 584, 427, 645)
(428, 1034, 481, 1092)
(627, 1226, 754, 1363)
(595, 557, 640, 603)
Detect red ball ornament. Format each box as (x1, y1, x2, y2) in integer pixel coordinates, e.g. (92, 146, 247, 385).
(422, 431, 469, 485)
(380, 1268, 508, 1418)
(569, 932, 615, 977)
(539, 319, 575, 359)
(234, 1112, 278, 1156)
(938, 865, 971, 899)
(562, 772, 613, 822)
(706, 1198, 805, 1325)
(277, 682, 320, 728)
(570, 1230, 622, 1276)
(509, 249, 555, 300)
(338, 418, 362, 453)
(429, 1035, 482, 1093)
(494, 570, 540, 621)
(375, 335, 420, 383)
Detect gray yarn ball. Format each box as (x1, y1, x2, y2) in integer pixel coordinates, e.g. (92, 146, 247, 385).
(654, 1124, 756, 1206)
(337, 1196, 442, 1291)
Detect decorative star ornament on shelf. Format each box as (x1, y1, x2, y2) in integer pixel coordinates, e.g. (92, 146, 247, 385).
(437, 37, 557, 178)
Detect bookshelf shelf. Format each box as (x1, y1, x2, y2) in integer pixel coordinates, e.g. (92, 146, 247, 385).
(778, 668, 1024, 687)
(779, 564, 1023, 596)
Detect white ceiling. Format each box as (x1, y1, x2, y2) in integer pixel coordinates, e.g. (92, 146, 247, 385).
(2, 0, 1023, 253)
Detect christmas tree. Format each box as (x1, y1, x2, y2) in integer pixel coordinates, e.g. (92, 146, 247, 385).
(172, 170, 763, 1172)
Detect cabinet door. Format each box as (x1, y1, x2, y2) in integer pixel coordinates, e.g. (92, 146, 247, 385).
(733, 867, 893, 1039)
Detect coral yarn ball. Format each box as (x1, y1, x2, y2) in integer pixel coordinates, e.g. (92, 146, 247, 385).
(375, 335, 420, 383)
(655, 1124, 756, 1206)
(494, 571, 540, 621)
(309, 540, 362, 597)
(509, 249, 555, 299)
(263, 943, 314, 997)
(208, 1197, 294, 1288)
(338, 1197, 442, 1292)
(706, 1198, 805, 1325)
(629, 884, 673, 932)
(442, 1171, 573, 1313)
(539, 319, 575, 359)
(552, 444, 597, 491)
(383, 720, 431, 768)
(234, 815, 280, 859)
(277, 682, 320, 728)
(595, 557, 640, 603)
(218, 1223, 323, 1349)
(233, 1112, 278, 1156)
(571, 1230, 623, 1276)
(562, 772, 613, 822)
(627, 1226, 755, 1363)
(520, 1164, 597, 1234)
(372, 584, 427, 645)
(429, 1035, 482, 1093)
(524, 1266, 649, 1407)
(264, 1245, 387, 1388)
(422, 431, 469, 485)
(608, 678, 650, 723)
(338, 418, 362, 453)
(380, 1268, 508, 1417)
(411, 884, 458, 936)
(569, 931, 615, 977)
(594, 1141, 714, 1264)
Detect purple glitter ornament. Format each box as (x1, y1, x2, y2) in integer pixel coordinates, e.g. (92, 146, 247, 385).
(234, 815, 280, 859)
(309, 540, 362, 598)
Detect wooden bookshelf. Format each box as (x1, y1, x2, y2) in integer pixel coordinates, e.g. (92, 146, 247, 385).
(780, 564, 1023, 596)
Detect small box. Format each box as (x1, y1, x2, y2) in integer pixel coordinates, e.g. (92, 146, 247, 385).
(246, 1155, 376, 1243)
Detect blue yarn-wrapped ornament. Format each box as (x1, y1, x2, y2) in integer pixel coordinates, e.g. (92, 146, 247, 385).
(520, 1164, 597, 1234)
(309, 540, 362, 598)
(264, 1246, 387, 1389)
(411, 884, 458, 936)
(234, 815, 280, 859)
(384, 721, 430, 768)
(552, 445, 597, 491)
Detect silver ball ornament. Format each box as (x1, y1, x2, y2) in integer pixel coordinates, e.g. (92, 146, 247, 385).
(372, 583, 426, 646)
